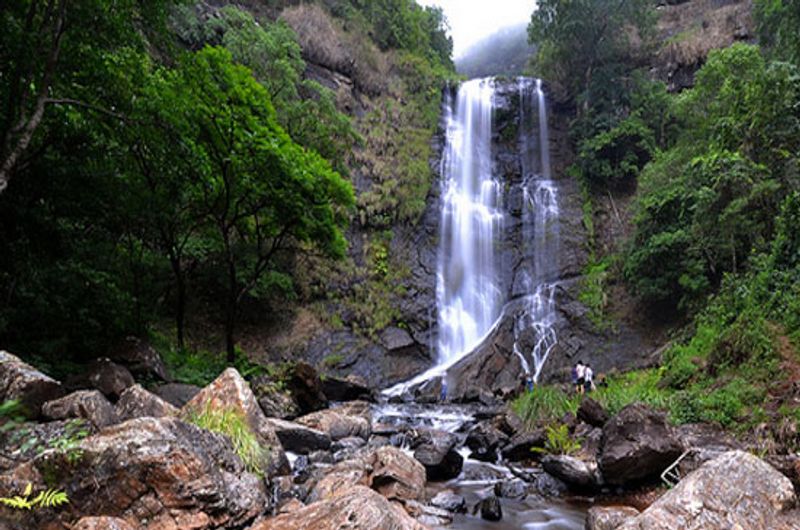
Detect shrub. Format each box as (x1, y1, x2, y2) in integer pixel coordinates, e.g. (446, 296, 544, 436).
(532, 423, 581, 456)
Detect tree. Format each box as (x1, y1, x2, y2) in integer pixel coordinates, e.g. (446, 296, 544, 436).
(528, 0, 654, 111)
(0, 0, 171, 194)
(160, 47, 354, 361)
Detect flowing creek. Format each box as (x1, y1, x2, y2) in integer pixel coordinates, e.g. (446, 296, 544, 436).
(380, 77, 586, 528)
(373, 402, 586, 529)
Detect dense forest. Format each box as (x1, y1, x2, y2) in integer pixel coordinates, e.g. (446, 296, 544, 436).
(0, 0, 455, 376)
(517, 0, 800, 438)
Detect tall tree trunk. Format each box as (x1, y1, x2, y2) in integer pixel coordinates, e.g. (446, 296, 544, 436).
(175, 266, 187, 350)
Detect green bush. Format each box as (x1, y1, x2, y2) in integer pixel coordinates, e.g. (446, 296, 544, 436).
(532, 423, 582, 456)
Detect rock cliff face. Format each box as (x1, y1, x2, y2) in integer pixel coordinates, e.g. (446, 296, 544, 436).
(412, 79, 658, 400)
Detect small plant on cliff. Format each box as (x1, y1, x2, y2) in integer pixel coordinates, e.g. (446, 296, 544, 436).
(0, 483, 68, 510)
(187, 406, 268, 477)
(532, 424, 582, 456)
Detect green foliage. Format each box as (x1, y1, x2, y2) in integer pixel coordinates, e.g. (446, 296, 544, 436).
(511, 386, 580, 428)
(0, 483, 69, 511)
(579, 257, 612, 330)
(755, 0, 800, 63)
(532, 424, 581, 456)
(528, 0, 655, 108)
(187, 406, 268, 477)
(593, 369, 671, 416)
(578, 117, 655, 190)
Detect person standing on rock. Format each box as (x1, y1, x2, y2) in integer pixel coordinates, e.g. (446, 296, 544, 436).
(574, 361, 586, 394)
(584, 364, 595, 393)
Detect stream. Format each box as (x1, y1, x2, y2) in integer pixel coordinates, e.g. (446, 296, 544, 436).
(373, 402, 586, 529)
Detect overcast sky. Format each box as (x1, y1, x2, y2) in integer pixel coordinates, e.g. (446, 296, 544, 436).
(417, 0, 537, 59)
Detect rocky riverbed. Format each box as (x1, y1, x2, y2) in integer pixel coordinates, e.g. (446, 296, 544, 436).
(1, 348, 799, 529)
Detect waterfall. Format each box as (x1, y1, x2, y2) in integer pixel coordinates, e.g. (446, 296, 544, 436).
(514, 78, 560, 384)
(437, 78, 504, 365)
(384, 77, 559, 396)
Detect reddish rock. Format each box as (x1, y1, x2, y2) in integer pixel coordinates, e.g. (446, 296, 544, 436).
(248, 485, 427, 530)
(73, 517, 137, 530)
(586, 506, 640, 530)
(0, 417, 267, 530)
(182, 368, 289, 477)
(296, 404, 371, 441)
(115, 384, 178, 421)
(0, 350, 63, 418)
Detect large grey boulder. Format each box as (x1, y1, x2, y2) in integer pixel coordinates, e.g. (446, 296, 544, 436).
(599, 403, 683, 486)
(541, 454, 600, 489)
(266, 417, 331, 454)
(182, 368, 290, 477)
(42, 390, 118, 428)
(618, 450, 798, 530)
(0, 350, 63, 418)
(412, 430, 463, 481)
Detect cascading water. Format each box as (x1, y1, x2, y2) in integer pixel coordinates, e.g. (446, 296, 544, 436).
(437, 79, 505, 366)
(513, 78, 560, 384)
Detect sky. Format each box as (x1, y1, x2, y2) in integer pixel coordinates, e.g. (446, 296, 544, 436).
(417, 0, 536, 59)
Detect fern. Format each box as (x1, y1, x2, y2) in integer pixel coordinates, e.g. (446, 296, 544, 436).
(532, 424, 582, 456)
(0, 483, 69, 510)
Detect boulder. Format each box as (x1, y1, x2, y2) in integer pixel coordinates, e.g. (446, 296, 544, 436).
(577, 397, 609, 427)
(286, 362, 328, 414)
(108, 336, 170, 382)
(251, 375, 300, 419)
(479, 495, 502, 521)
(465, 421, 509, 462)
(0, 350, 63, 418)
(493, 479, 528, 499)
(10, 417, 267, 529)
(182, 368, 289, 477)
(266, 418, 331, 454)
(599, 403, 683, 486)
(430, 490, 466, 513)
(370, 445, 426, 503)
(586, 506, 640, 530)
(86, 359, 135, 401)
(404, 499, 453, 526)
(542, 454, 600, 489)
(296, 406, 371, 441)
(332, 435, 366, 455)
(380, 327, 415, 351)
(413, 430, 463, 481)
(73, 517, 137, 530)
(248, 485, 427, 530)
(321, 375, 375, 402)
(114, 384, 178, 421)
(152, 382, 200, 408)
(0, 420, 95, 472)
(308, 446, 425, 505)
(41, 390, 117, 428)
(618, 451, 797, 529)
(501, 430, 545, 461)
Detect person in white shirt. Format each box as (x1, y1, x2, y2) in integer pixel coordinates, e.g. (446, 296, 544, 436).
(583, 364, 595, 393)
